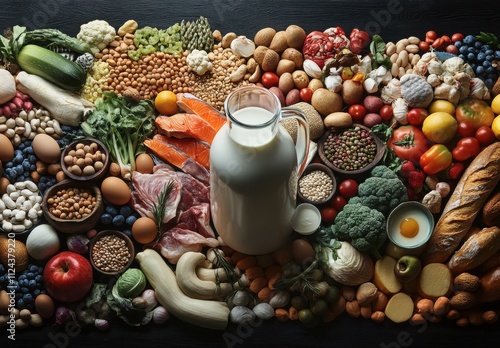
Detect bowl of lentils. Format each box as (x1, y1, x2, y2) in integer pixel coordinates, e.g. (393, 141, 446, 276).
(42, 179, 104, 234)
(297, 163, 336, 205)
(89, 230, 135, 276)
(318, 124, 385, 178)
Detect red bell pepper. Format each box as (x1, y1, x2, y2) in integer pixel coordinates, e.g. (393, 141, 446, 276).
(419, 144, 453, 175)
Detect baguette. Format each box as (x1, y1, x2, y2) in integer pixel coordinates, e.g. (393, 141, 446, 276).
(447, 226, 500, 275)
(481, 190, 500, 227)
(421, 142, 500, 265)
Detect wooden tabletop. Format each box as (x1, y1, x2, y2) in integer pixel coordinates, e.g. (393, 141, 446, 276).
(1, 0, 500, 347)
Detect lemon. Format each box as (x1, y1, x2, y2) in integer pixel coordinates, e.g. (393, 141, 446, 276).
(154, 90, 178, 115)
(492, 115, 500, 140)
(491, 94, 500, 115)
(428, 100, 456, 115)
(422, 112, 458, 144)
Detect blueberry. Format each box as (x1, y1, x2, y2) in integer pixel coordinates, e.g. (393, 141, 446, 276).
(485, 78, 494, 87)
(483, 60, 492, 68)
(483, 45, 491, 51)
(30, 164, 36, 171)
(119, 205, 133, 217)
(0, 275, 5, 284)
(476, 52, 485, 62)
(18, 143, 25, 150)
(463, 35, 475, 44)
(125, 215, 137, 226)
(105, 205, 118, 216)
(0, 264, 5, 273)
(486, 55, 493, 62)
(470, 63, 477, 70)
(100, 213, 113, 224)
(21, 287, 29, 294)
(33, 289, 41, 297)
(486, 66, 495, 74)
(474, 41, 483, 49)
(495, 51, 500, 59)
(18, 274, 27, 280)
(112, 214, 125, 226)
(35, 274, 43, 282)
(459, 45, 469, 54)
(37, 266, 43, 273)
(467, 47, 476, 54)
(123, 229, 132, 238)
(23, 293, 33, 303)
(17, 298, 25, 308)
(5, 162, 13, 168)
(29, 265, 38, 272)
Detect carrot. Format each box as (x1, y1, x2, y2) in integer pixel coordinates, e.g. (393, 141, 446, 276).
(268, 273, 282, 290)
(264, 264, 283, 280)
(288, 307, 299, 320)
(249, 277, 268, 294)
(231, 251, 248, 265)
(275, 308, 289, 322)
(273, 246, 293, 266)
(245, 266, 265, 281)
(258, 287, 275, 302)
(236, 256, 257, 271)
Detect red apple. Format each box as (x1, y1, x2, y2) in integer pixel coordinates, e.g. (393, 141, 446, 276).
(43, 251, 93, 303)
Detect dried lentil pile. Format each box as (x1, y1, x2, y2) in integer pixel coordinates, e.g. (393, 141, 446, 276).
(91, 234, 131, 273)
(298, 170, 334, 202)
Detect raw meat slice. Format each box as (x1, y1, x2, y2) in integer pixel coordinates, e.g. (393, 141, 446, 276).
(176, 203, 215, 238)
(155, 113, 217, 144)
(152, 133, 210, 169)
(175, 170, 210, 212)
(177, 93, 227, 131)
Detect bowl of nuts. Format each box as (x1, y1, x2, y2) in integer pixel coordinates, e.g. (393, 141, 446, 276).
(297, 163, 336, 205)
(317, 124, 385, 178)
(42, 179, 104, 234)
(61, 138, 110, 182)
(89, 230, 135, 276)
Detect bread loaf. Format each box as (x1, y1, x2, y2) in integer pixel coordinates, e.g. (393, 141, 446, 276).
(421, 142, 500, 265)
(447, 226, 500, 275)
(478, 266, 500, 303)
(481, 190, 500, 227)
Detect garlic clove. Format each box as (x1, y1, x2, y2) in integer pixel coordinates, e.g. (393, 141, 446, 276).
(303, 59, 322, 79)
(230, 36, 256, 58)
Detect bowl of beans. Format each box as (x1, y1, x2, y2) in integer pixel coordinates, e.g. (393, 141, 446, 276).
(89, 230, 135, 276)
(317, 124, 385, 178)
(41, 179, 104, 234)
(297, 163, 336, 205)
(61, 138, 110, 182)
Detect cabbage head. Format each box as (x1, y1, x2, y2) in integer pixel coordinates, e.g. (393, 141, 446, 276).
(116, 268, 146, 298)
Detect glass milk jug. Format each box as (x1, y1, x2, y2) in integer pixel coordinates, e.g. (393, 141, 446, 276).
(210, 86, 310, 255)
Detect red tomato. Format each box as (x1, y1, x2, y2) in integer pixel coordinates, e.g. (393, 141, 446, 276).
(451, 33, 464, 42)
(299, 88, 313, 103)
(406, 108, 429, 126)
(475, 126, 496, 146)
(330, 195, 348, 211)
(261, 72, 279, 88)
(387, 125, 431, 164)
(348, 104, 367, 120)
(379, 105, 394, 121)
(452, 137, 481, 162)
(320, 207, 338, 224)
(457, 121, 475, 138)
(419, 41, 430, 52)
(456, 98, 495, 130)
(426, 31, 438, 41)
(441, 35, 451, 45)
(338, 179, 358, 199)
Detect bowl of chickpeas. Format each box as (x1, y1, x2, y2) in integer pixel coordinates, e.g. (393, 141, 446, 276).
(60, 138, 110, 182)
(42, 179, 104, 234)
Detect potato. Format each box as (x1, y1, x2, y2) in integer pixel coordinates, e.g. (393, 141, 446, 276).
(261, 49, 280, 72)
(308, 78, 324, 92)
(292, 70, 309, 90)
(324, 112, 352, 129)
(341, 79, 364, 105)
(254, 27, 276, 47)
(253, 46, 269, 66)
(363, 113, 383, 128)
(276, 59, 295, 76)
(269, 87, 285, 107)
(285, 25, 306, 49)
(269, 31, 288, 53)
(363, 95, 384, 113)
(311, 88, 343, 117)
(278, 73, 295, 95)
(281, 48, 304, 69)
(285, 89, 301, 106)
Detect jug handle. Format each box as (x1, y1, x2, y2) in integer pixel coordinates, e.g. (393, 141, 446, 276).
(281, 107, 310, 176)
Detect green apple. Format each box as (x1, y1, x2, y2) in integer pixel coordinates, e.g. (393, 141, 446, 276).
(394, 255, 422, 282)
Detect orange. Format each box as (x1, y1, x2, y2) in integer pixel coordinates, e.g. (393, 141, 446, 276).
(428, 100, 455, 115)
(154, 90, 178, 115)
(422, 112, 457, 144)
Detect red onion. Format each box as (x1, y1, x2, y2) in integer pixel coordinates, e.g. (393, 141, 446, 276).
(55, 306, 73, 326)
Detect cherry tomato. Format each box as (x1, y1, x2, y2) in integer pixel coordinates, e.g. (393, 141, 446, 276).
(320, 207, 338, 224)
(348, 104, 367, 120)
(299, 88, 313, 103)
(426, 30, 437, 41)
(475, 126, 496, 146)
(379, 105, 394, 121)
(338, 179, 358, 199)
(451, 33, 464, 42)
(261, 72, 279, 88)
(441, 35, 451, 45)
(419, 41, 430, 52)
(406, 108, 429, 126)
(452, 137, 481, 162)
(330, 195, 348, 211)
(457, 121, 475, 138)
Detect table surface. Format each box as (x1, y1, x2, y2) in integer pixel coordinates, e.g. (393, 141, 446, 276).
(2, 0, 500, 347)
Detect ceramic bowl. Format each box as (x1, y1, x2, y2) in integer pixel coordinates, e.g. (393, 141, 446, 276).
(42, 179, 104, 234)
(386, 201, 435, 253)
(297, 163, 336, 205)
(60, 137, 110, 182)
(318, 124, 385, 178)
(88, 230, 135, 276)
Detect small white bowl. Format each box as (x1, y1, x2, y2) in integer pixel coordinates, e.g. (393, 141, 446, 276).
(291, 203, 322, 235)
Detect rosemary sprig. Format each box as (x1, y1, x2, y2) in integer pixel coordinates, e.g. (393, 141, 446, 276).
(152, 180, 174, 236)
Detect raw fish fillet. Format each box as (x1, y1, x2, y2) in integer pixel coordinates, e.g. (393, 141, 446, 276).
(144, 138, 210, 185)
(152, 134, 210, 169)
(177, 93, 227, 131)
(155, 113, 217, 144)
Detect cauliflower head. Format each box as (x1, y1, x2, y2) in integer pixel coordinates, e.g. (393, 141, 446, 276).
(77, 20, 116, 54)
(186, 49, 213, 76)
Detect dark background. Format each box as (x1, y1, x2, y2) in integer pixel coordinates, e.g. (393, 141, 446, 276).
(2, 0, 500, 347)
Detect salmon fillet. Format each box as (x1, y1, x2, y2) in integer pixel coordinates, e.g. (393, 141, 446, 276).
(155, 113, 217, 144)
(152, 134, 210, 169)
(177, 93, 226, 131)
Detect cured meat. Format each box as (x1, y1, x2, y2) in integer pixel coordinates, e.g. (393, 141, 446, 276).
(302, 27, 349, 68)
(177, 93, 226, 131)
(155, 113, 217, 144)
(152, 133, 211, 169)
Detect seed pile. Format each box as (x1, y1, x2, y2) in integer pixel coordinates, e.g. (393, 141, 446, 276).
(323, 127, 377, 171)
(298, 170, 334, 202)
(46, 188, 97, 220)
(91, 234, 131, 272)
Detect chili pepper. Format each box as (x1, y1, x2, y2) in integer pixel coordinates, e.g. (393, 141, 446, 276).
(419, 144, 453, 175)
(446, 162, 465, 180)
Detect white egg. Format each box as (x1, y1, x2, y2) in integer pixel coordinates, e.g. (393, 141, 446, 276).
(388, 203, 433, 249)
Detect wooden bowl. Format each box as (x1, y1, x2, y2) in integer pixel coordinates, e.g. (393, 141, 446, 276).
(318, 124, 385, 178)
(42, 179, 104, 234)
(88, 230, 135, 276)
(61, 137, 110, 182)
(297, 163, 336, 205)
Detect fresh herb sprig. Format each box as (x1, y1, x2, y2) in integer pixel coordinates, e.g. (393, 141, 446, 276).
(152, 180, 175, 236)
(369, 34, 392, 70)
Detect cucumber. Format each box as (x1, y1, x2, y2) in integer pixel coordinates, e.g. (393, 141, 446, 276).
(16, 44, 87, 91)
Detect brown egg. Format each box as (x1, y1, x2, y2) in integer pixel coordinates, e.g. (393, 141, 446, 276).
(0, 134, 14, 162)
(101, 176, 131, 205)
(291, 238, 315, 265)
(32, 134, 61, 163)
(34, 294, 55, 319)
(135, 153, 155, 174)
(0, 177, 10, 195)
(131, 217, 158, 244)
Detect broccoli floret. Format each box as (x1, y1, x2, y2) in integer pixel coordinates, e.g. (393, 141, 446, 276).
(352, 165, 408, 216)
(332, 202, 386, 257)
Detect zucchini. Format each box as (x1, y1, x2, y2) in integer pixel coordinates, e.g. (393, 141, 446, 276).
(16, 44, 87, 91)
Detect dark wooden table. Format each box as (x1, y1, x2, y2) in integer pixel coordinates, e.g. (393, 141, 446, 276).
(2, 0, 500, 347)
